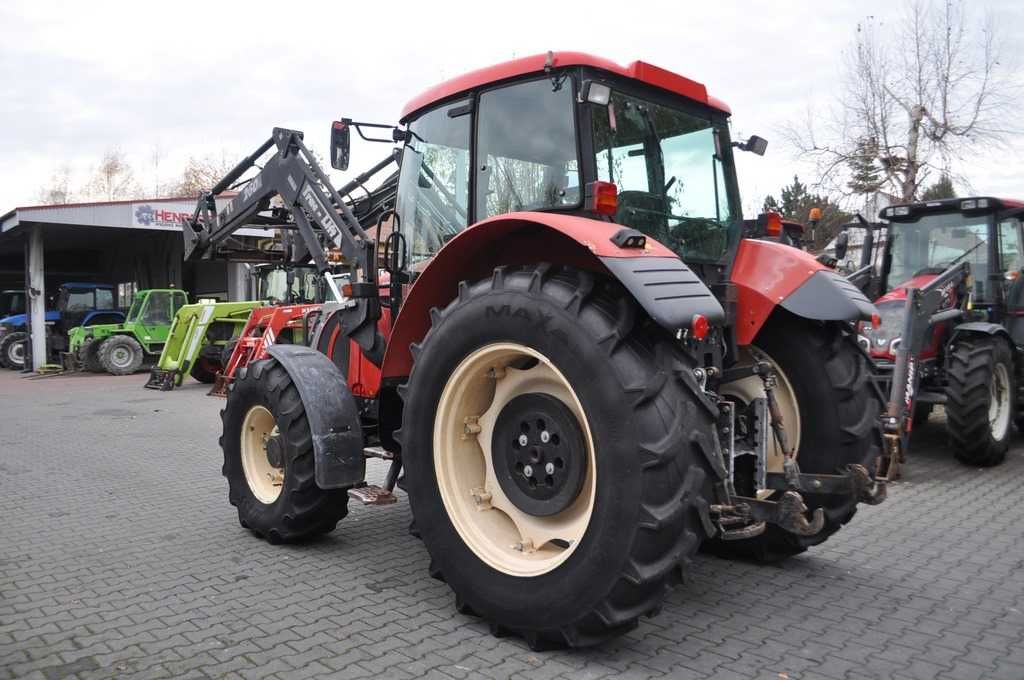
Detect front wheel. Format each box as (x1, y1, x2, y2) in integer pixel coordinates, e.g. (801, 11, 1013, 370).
(0, 332, 27, 370)
(221, 359, 349, 542)
(400, 265, 719, 649)
(78, 338, 104, 372)
(946, 337, 1013, 467)
(98, 335, 143, 375)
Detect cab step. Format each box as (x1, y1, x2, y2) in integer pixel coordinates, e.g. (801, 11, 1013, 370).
(347, 484, 397, 506)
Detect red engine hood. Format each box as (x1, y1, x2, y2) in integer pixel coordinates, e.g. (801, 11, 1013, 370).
(874, 273, 939, 305)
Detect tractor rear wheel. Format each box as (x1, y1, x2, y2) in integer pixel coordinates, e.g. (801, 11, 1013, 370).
(1, 332, 28, 370)
(221, 359, 349, 542)
(707, 313, 882, 562)
(98, 335, 143, 375)
(78, 338, 103, 372)
(400, 265, 718, 649)
(946, 337, 1013, 467)
(190, 350, 220, 384)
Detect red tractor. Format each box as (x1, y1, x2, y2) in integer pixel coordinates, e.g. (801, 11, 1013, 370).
(851, 196, 1024, 469)
(184, 52, 885, 648)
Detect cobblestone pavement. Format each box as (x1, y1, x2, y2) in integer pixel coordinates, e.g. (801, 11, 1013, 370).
(1, 368, 1023, 680)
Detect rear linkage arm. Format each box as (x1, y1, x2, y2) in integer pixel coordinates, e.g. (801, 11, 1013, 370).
(182, 128, 397, 365)
(707, 361, 886, 541)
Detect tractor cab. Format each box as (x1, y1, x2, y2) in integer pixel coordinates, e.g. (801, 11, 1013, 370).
(250, 264, 321, 305)
(862, 197, 1024, 360)
(340, 54, 760, 284)
(0, 290, 25, 318)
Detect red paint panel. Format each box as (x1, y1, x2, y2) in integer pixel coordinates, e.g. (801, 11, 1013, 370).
(347, 308, 392, 399)
(380, 212, 674, 379)
(730, 239, 824, 345)
(400, 52, 729, 120)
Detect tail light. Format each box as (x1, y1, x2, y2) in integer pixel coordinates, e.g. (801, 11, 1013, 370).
(691, 314, 709, 340)
(585, 181, 618, 216)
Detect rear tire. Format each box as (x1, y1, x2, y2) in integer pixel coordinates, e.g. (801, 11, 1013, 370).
(706, 313, 883, 562)
(946, 337, 1012, 467)
(399, 265, 719, 648)
(221, 359, 349, 542)
(98, 335, 143, 375)
(1, 332, 28, 370)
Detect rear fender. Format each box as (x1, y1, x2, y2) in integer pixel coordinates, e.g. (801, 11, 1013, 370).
(266, 344, 365, 489)
(731, 239, 875, 345)
(380, 211, 724, 379)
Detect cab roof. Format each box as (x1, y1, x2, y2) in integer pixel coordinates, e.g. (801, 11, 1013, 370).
(881, 196, 1024, 221)
(400, 51, 731, 121)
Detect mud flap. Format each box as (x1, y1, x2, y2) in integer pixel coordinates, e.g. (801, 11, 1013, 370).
(266, 344, 365, 489)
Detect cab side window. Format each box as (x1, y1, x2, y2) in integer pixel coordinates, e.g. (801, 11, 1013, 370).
(999, 218, 1022, 273)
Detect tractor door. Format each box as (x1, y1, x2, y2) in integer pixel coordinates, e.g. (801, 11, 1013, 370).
(138, 291, 177, 348)
(998, 215, 1024, 342)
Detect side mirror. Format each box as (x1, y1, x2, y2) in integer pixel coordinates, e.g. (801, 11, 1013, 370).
(835, 231, 849, 260)
(330, 119, 351, 171)
(745, 135, 768, 156)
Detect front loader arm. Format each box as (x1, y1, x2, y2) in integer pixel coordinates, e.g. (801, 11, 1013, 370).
(182, 128, 398, 365)
(880, 261, 970, 476)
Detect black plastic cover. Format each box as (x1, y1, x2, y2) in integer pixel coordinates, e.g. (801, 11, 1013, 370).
(267, 344, 365, 489)
(599, 256, 725, 331)
(780, 270, 876, 322)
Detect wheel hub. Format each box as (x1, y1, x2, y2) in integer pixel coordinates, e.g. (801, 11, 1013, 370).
(491, 393, 586, 516)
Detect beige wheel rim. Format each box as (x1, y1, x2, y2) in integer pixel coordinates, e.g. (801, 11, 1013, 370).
(241, 405, 283, 504)
(720, 346, 801, 478)
(433, 343, 596, 577)
(989, 363, 1010, 440)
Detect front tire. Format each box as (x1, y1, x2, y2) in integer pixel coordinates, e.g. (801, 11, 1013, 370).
(400, 265, 719, 649)
(221, 359, 349, 542)
(0, 332, 27, 370)
(946, 337, 1013, 467)
(78, 338, 104, 372)
(708, 313, 883, 562)
(98, 335, 143, 375)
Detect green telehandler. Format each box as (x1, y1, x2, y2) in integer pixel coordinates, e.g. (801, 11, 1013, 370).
(66, 289, 189, 375)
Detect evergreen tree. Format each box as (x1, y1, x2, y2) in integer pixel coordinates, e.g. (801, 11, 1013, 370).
(921, 174, 957, 200)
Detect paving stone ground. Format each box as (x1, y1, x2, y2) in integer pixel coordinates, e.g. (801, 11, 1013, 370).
(1, 368, 1023, 680)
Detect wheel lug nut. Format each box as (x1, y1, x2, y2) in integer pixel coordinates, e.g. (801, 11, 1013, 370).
(523, 465, 533, 478)
(518, 434, 528, 447)
(545, 462, 554, 475)
(540, 430, 551, 443)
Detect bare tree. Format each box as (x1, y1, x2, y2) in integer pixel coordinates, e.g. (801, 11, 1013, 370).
(173, 154, 235, 197)
(787, 1, 1016, 202)
(82, 150, 141, 201)
(38, 165, 73, 204)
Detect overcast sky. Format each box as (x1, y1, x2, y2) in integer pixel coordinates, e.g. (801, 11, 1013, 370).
(2, 0, 1021, 217)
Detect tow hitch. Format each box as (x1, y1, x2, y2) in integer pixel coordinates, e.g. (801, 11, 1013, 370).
(712, 362, 887, 540)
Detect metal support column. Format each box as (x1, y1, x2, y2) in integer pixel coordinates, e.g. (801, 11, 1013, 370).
(226, 262, 249, 301)
(27, 225, 46, 371)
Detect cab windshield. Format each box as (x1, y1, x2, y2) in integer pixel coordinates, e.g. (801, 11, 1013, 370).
(590, 91, 738, 261)
(125, 294, 145, 323)
(886, 214, 990, 297)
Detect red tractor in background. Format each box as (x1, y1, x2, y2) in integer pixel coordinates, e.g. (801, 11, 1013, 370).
(183, 52, 886, 649)
(849, 197, 1024, 469)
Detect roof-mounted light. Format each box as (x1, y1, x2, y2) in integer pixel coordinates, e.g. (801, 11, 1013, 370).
(894, 206, 910, 216)
(581, 81, 612, 106)
(961, 199, 977, 210)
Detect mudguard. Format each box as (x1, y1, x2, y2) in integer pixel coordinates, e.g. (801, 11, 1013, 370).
(948, 321, 1012, 347)
(266, 344, 365, 489)
(600, 256, 724, 330)
(731, 239, 875, 345)
(780, 270, 875, 323)
(381, 211, 719, 379)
